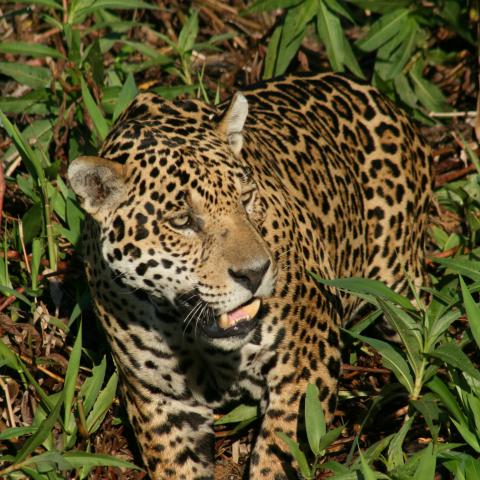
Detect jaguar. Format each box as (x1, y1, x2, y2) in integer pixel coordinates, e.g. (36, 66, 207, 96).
(68, 72, 432, 479)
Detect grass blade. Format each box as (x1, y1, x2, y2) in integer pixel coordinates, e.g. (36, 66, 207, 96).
(63, 451, 142, 470)
(378, 299, 422, 372)
(80, 356, 107, 416)
(311, 274, 415, 311)
(316, 0, 345, 71)
(215, 404, 257, 425)
(86, 372, 119, 434)
(276, 432, 312, 478)
(112, 73, 138, 122)
(409, 59, 450, 112)
(0, 62, 51, 89)
(64, 323, 82, 437)
(427, 376, 465, 424)
(430, 343, 480, 381)
(14, 391, 64, 463)
(80, 77, 109, 141)
(305, 383, 325, 455)
(0, 42, 64, 59)
(414, 443, 436, 479)
(430, 256, 480, 282)
(459, 276, 480, 348)
(356, 8, 410, 52)
(347, 331, 414, 393)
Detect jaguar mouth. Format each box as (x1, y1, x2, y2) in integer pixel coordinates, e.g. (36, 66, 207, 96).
(201, 298, 262, 339)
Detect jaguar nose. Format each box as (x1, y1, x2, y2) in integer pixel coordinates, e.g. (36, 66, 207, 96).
(228, 260, 271, 294)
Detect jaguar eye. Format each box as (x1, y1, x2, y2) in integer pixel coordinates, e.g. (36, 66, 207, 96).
(168, 215, 192, 229)
(241, 189, 255, 207)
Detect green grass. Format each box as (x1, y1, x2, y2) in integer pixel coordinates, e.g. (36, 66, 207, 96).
(0, 1, 478, 478)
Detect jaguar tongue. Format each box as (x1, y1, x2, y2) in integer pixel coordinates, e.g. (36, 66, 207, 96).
(218, 299, 261, 330)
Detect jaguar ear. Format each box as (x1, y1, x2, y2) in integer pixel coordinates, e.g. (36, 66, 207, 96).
(67, 156, 126, 216)
(217, 92, 248, 154)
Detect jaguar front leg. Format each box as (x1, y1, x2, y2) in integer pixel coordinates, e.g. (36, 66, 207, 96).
(122, 387, 215, 480)
(250, 323, 341, 479)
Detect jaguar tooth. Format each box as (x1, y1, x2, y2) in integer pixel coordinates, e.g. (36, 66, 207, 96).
(218, 298, 262, 330)
(218, 312, 233, 329)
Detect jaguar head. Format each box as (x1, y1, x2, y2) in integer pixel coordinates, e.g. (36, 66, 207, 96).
(68, 93, 277, 350)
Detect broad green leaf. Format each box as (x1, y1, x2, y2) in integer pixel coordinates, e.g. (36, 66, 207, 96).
(263, 25, 283, 79)
(311, 275, 415, 311)
(5, 119, 53, 167)
(460, 277, 480, 348)
(324, 0, 354, 22)
(320, 461, 350, 475)
(347, 308, 382, 336)
(31, 238, 43, 292)
(86, 372, 118, 433)
(425, 309, 461, 353)
(376, 18, 412, 60)
(0, 90, 49, 115)
(14, 392, 64, 463)
(178, 10, 199, 54)
(0, 285, 32, 307)
(22, 204, 43, 245)
(0, 426, 37, 440)
(64, 324, 82, 435)
(451, 418, 480, 452)
(348, 331, 414, 393)
(465, 391, 480, 434)
(430, 225, 449, 249)
(11, 0, 61, 8)
(63, 451, 141, 470)
(242, 0, 302, 14)
(113, 73, 138, 122)
(409, 60, 450, 113)
(431, 257, 480, 282)
(19, 467, 46, 480)
(85, 39, 104, 86)
(427, 376, 465, 424)
(271, 0, 316, 76)
(0, 62, 51, 89)
(0, 42, 63, 58)
(378, 299, 422, 372)
(411, 394, 440, 441)
(276, 432, 311, 478)
(414, 443, 436, 479)
(348, 0, 411, 13)
(356, 8, 411, 52)
(80, 77, 109, 141)
(193, 33, 233, 52)
(340, 34, 364, 78)
(316, 0, 345, 72)
(387, 415, 414, 468)
(71, 0, 156, 23)
(19, 451, 73, 472)
(65, 197, 84, 244)
(446, 453, 480, 478)
(359, 451, 377, 479)
(0, 338, 23, 371)
(317, 425, 343, 452)
(64, 23, 81, 63)
(430, 343, 480, 382)
(385, 20, 418, 79)
(377, 18, 418, 80)
(0, 110, 46, 182)
(215, 404, 258, 425)
(394, 74, 418, 109)
(353, 433, 395, 466)
(152, 84, 199, 99)
(305, 383, 325, 455)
